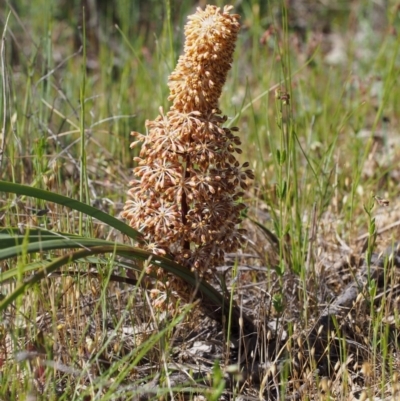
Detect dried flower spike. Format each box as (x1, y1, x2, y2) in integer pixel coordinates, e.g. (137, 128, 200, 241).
(168, 5, 240, 114)
(123, 5, 252, 296)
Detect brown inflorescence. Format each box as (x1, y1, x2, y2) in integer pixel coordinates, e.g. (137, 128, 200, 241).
(122, 5, 253, 297)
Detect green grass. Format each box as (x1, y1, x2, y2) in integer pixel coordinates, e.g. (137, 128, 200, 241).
(1, 0, 400, 399)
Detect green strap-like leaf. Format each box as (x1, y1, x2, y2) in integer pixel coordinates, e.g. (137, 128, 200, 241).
(0, 244, 256, 337)
(0, 245, 220, 313)
(249, 217, 279, 247)
(0, 238, 123, 265)
(0, 228, 90, 249)
(0, 181, 141, 241)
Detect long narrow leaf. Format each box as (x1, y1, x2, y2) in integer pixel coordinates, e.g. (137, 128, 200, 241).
(0, 238, 123, 262)
(249, 217, 279, 247)
(0, 245, 256, 337)
(0, 228, 95, 249)
(0, 244, 216, 307)
(0, 181, 141, 241)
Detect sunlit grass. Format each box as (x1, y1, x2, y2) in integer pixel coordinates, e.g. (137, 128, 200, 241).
(1, 0, 400, 399)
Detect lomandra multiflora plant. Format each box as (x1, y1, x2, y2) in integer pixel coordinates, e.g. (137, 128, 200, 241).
(122, 5, 253, 308)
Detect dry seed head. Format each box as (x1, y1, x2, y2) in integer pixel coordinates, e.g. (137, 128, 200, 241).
(319, 377, 330, 392)
(361, 361, 373, 377)
(359, 391, 367, 401)
(392, 381, 400, 395)
(334, 360, 341, 371)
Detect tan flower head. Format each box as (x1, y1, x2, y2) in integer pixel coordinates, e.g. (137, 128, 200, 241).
(168, 5, 240, 114)
(123, 5, 252, 293)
